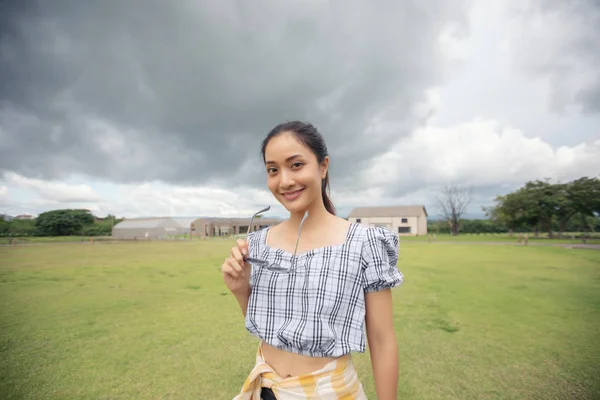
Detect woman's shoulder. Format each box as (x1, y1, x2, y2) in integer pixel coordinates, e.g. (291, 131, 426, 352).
(246, 222, 283, 247)
(245, 227, 265, 248)
(350, 224, 399, 262)
(246, 226, 268, 241)
(350, 223, 398, 246)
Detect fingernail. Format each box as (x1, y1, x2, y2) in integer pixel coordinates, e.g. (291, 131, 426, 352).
(242, 250, 247, 256)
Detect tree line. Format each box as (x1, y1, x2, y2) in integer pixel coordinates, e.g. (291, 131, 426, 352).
(429, 215, 600, 236)
(483, 177, 600, 237)
(2, 177, 599, 238)
(432, 176, 599, 237)
(0, 209, 122, 237)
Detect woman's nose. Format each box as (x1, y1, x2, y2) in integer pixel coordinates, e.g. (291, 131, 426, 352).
(279, 170, 295, 187)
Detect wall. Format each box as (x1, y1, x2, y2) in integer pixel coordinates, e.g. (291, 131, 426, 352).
(349, 215, 424, 236)
(418, 212, 428, 236)
(112, 219, 181, 239)
(191, 217, 281, 237)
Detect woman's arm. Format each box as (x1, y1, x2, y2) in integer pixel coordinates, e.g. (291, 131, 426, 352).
(222, 238, 253, 318)
(365, 288, 399, 400)
(233, 287, 251, 317)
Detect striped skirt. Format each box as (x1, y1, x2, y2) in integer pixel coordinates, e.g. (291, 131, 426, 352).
(233, 343, 367, 399)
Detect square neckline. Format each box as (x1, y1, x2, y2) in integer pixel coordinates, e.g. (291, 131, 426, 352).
(262, 222, 357, 258)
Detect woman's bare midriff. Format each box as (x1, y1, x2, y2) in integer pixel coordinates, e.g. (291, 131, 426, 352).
(261, 341, 339, 378)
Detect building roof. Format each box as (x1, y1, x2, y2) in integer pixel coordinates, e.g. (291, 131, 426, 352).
(348, 205, 428, 218)
(172, 217, 200, 228)
(113, 218, 178, 229)
(192, 217, 283, 225)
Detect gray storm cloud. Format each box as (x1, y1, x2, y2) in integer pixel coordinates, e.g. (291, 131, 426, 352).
(509, 0, 600, 114)
(2, 0, 598, 205)
(0, 0, 470, 188)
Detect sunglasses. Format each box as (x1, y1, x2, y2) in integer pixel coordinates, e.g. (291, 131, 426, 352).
(244, 206, 308, 273)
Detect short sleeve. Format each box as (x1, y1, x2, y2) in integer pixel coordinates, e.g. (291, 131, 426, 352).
(360, 227, 403, 293)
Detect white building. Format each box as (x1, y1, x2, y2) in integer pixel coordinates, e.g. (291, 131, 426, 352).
(112, 217, 182, 239)
(172, 217, 201, 236)
(347, 205, 428, 236)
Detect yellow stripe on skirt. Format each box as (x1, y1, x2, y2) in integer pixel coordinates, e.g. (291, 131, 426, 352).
(233, 342, 368, 399)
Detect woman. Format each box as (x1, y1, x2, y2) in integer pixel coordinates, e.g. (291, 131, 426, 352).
(221, 121, 403, 399)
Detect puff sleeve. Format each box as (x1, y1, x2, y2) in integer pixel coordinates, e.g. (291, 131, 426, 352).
(360, 226, 403, 292)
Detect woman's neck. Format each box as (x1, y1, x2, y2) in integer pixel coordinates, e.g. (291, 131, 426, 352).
(288, 202, 331, 229)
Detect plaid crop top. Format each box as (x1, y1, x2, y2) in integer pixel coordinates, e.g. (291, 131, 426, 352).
(244, 222, 403, 358)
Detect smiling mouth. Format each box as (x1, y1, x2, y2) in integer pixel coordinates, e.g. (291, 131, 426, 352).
(281, 188, 305, 200)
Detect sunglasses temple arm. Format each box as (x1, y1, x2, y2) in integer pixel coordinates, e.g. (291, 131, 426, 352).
(291, 212, 308, 268)
(247, 206, 271, 236)
(248, 215, 256, 235)
(248, 206, 271, 235)
(244, 256, 268, 267)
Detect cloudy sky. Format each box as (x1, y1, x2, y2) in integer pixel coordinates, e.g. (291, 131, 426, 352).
(1, 0, 599, 219)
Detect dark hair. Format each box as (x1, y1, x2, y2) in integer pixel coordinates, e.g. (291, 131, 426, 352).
(261, 121, 336, 215)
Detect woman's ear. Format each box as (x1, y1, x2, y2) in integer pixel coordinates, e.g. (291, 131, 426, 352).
(320, 156, 329, 179)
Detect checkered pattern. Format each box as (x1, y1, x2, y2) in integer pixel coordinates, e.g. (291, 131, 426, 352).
(233, 343, 368, 399)
(245, 223, 403, 358)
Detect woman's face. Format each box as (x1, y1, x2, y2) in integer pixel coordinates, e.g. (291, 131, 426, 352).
(264, 132, 328, 214)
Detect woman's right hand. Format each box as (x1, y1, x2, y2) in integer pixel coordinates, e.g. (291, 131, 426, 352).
(221, 239, 251, 294)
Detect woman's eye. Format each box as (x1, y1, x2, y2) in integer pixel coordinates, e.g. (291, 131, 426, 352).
(267, 168, 277, 174)
(292, 162, 303, 168)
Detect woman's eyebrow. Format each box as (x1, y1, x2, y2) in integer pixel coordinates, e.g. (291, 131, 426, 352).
(265, 154, 302, 165)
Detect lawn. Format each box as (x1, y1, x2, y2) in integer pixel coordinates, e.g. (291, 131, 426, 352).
(400, 232, 600, 245)
(1, 240, 599, 399)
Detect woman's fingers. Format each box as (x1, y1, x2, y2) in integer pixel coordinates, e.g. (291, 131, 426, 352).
(221, 259, 234, 278)
(236, 239, 248, 257)
(231, 246, 244, 265)
(222, 240, 250, 282)
(225, 256, 244, 278)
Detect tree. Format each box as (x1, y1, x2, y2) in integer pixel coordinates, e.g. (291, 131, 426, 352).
(89, 215, 123, 236)
(483, 195, 521, 234)
(0, 218, 9, 235)
(567, 177, 600, 233)
(520, 179, 559, 237)
(553, 182, 577, 238)
(489, 180, 557, 237)
(35, 209, 95, 236)
(486, 176, 600, 237)
(436, 184, 471, 236)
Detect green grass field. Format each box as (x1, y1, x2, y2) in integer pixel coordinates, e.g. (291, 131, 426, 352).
(3, 231, 598, 246)
(1, 240, 599, 399)
(400, 233, 600, 244)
